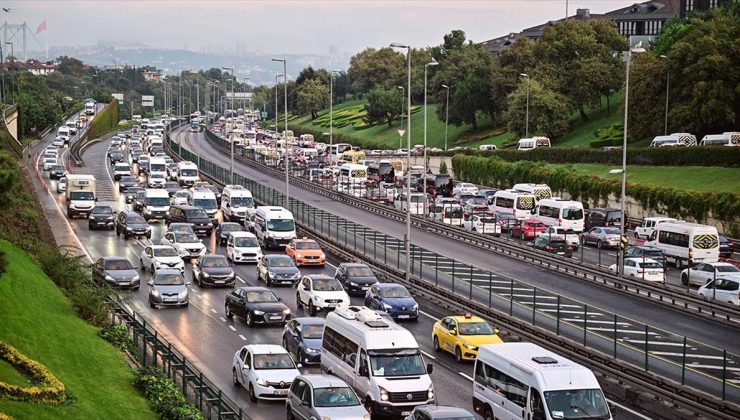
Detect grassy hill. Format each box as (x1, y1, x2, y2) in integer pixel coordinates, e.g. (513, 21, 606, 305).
(0, 240, 156, 420)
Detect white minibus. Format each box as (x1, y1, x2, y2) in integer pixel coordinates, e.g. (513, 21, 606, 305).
(512, 183, 552, 200)
(254, 206, 296, 248)
(647, 221, 720, 268)
(492, 190, 536, 220)
(530, 198, 585, 232)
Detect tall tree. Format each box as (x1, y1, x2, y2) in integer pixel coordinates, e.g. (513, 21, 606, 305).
(347, 47, 405, 93)
(364, 87, 402, 128)
(624, 53, 667, 140)
(504, 79, 570, 139)
(490, 37, 536, 125)
(296, 78, 329, 119)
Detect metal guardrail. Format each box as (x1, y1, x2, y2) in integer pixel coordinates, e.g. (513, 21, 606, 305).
(199, 127, 740, 328)
(165, 134, 740, 415)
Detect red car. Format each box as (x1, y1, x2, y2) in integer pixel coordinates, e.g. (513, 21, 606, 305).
(510, 219, 547, 240)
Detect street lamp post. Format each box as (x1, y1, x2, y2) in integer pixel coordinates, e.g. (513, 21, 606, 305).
(222, 67, 235, 183)
(243, 77, 251, 111)
(423, 58, 439, 203)
(520, 73, 530, 138)
(660, 55, 670, 135)
(272, 58, 289, 208)
(391, 42, 412, 284)
(441, 84, 450, 151)
(397, 86, 405, 148)
(329, 70, 339, 164)
(274, 73, 282, 140)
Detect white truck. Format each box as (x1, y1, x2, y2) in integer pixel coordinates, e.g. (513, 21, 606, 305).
(84, 100, 96, 116)
(176, 161, 199, 187)
(65, 174, 96, 218)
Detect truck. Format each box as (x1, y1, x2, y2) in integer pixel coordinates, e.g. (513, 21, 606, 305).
(84, 100, 96, 116)
(65, 174, 96, 218)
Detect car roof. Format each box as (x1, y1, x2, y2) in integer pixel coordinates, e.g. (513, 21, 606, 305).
(151, 245, 175, 250)
(155, 268, 182, 275)
(294, 317, 325, 326)
(416, 405, 474, 417)
(294, 238, 318, 243)
(245, 344, 289, 355)
(265, 253, 290, 259)
(306, 274, 333, 280)
(377, 283, 405, 289)
(448, 315, 487, 323)
(238, 286, 270, 292)
(340, 262, 368, 268)
(200, 254, 226, 260)
(625, 257, 660, 263)
(299, 374, 349, 388)
(101, 256, 128, 262)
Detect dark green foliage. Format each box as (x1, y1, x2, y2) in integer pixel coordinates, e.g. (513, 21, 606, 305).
(133, 367, 204, 420)
(98, 324, 133, 352)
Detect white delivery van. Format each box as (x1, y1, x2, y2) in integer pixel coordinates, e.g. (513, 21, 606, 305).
(394, 192, 428, 215)
(148, 135, 164, 153)
(221, 185, 255, 222)
(254, 206, 296, 248)
(56, 126, 71, 143)
(188, 189, 219, 224)
(530, 198, 585, 232)
(176, 161, 199, 187)
(329, 143, 352, 163)
(338, 164, 368, 186)
(512, 183, 552, 200)
(649, 133, 697, 147)
(65, 120, 78, 135)
(84, 100, 96, 115)
(142, 188, 170, 221)
(65, 174, 96, 218)
(699, 132, 740, 147)
(479, 144, 497, 151)
(473, 342, 611, 420)
(322, 306, 434, 418)
(149, 156, 167, 180)
(492, 190, 536, 220)
(634, 217, 676, 239)
(648, 221, 720, 268)
(516, 137, 551, 151)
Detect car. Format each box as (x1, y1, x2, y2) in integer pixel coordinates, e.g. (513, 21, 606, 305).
(224, 287, 291, 326)
(333, 263, 378, 295)
(109, 150, 124, 164)
(226, 232, 262, 264)
(192, 254, 235, 287)
(581, 227, 623, 249)
(160, 231, 206, 260)
(463, 197, 488, 214)
(681, 262, 740, 287)
(132, 189, 147, 212)
(195, 183, 221, 205)
(585, 208, 622, 230)
(624, 245, 665, 266)
(172, 190, 190, 206)
(91, 257, 140, 290)
(697, 274, 740, 306)
(48, 164, 67, 180)
(432, 313, 503, 362)
(364, 283, 419, 321)
(231, 344, 301, 402)
(285, 238, 326, 267)
(113, 163, 132, 180)
(462, 215, 500, 235)
(118, 175, 138, 192)
(609, 257, 665, 282)
(107, 145, 118, 158)
(452, 182, 478, 195)
(403, 405, 475, 420)
(295, 274, 350, 316)
(167, 222, 196, 235)
(56, 176, 67, 193)
(495, 212, 518, 233)
(148, 172, 166, 188)
(42, 157, 57, 171)
(52, 136, 66, 147)
(527, 235, 573, 257)
(139, 245, 185, 273)
(217, 222, 244, 246)
(167, 205, 213, 236)
(719, 235, 734, 258)
(286, 375, 370, 420)
(163, 181, 180, 196)
(115, 211, 152, 239)
(282, 318, 325, 365)
(125, 186, 144, 204)
(539, 226, 580, 250)
(147, 268, 189, 308)
(478, 189, 499, 205)
(510, 219, 547, 240)
(88, 205, 115, 230)
(257, 254, 300, 286)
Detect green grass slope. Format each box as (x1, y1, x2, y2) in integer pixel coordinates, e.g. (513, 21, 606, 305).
(0, 240, 156, 420)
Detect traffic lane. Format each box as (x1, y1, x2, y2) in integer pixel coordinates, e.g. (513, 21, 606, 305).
(177, 128, 740, 353)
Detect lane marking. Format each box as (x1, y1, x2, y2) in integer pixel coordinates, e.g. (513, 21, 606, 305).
(419, 310, 437, 321)
(239, 334, 247, 341)
(219, 316, 227, 323)
(210, 308, 217, 314)
(458, 372, 474, 382)
(420, 350, 436, 360)
(228, 325, 237, 332)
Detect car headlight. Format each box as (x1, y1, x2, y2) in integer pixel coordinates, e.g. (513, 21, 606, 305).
(295, 253, 303, 259)
(151, 289, 160, 297)
(256, 378, 268, 387)
(227, 272, 235, 279)
(314, 296, 323, 303)
(267, 271, 276, 279)
(349, 281, 358, 286)
(145, 209, 152, 214)
(464, 343, 478, 350)
(291, 272, 300, 279)
(382, 303, 392, 310)
(106, 216, 114, 221)
(253, 310, 265, 315)
(178, 290, 188, 299)
(105, 275, 114, 281)
(306, 347, 319, 353)
(125, 226, 132, 231)
(202, 272, 210, 278)
(412, 303, 419, 310)
(379, 387, 389, 401)
(282, 308, 291, 315)
(362, 415, 371, 420)
(132, 275, 140, 282)
(88, 215, 95, 220)
(428, 385, 435, 400)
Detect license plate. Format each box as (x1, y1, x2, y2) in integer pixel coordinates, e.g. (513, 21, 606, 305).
(648, 271, 659, 275)
(270, 316, 282, 320)
(215, 280, 225, 284)
(327, 304, 336, 308)
(402, 412, 411, 416)
(164, 298, 177, 302)
(556, 252, 564, 255)
(398, 315, 410, 319)
(361, 287, 369, 290)
(274, 390, 288, 395)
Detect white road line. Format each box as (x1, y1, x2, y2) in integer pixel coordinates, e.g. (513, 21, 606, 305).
(219, 316, 227, 322)
(210, 308, 217, 314)
(620, 340, 687, 347)
(419, 310, 437, 321)
(683, 364, 740, 372)
(237, 276, 246, 284)
(607, 399, 653, 420)
(588, 328, 660, 335)
(228, 325, 237, 332)
(458, 372, 474, 382)
(561, 319, 632, 325)
(649, 352, 727, 360)
(239, 334, 247, 341)
(420, 350, 436, 360)
(538, 309, 604, 315)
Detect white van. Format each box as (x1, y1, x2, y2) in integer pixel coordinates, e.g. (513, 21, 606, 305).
(221, 184, 255, 222)
(473, 342, 612, 420)
(189, 189, 219, 224)
(148, 135, 164, 153)
(338, 164, 368, 186)
(530, 198, 585, 232)
(479, 144, 497, 151)
(394, 192, 428, 215)
(492, 190, 536, 220)
(700, 132, 740, 147)
(649, 133, 697, 148)
(321, 306, 434, 418)
(56, 126, 71, 142)
(65, 120, 78, 135)
(143, 188, 170, 221)
(634, 217, 676, 239)
(647, 221, 720, 268)
(329, 143, 352, 163)
(176, 161, 199, 187)
(254, 206, 296, 248)
(512, 183, 552, 200)
(517, 137, 551, 151)
(149, 157, 167, 179)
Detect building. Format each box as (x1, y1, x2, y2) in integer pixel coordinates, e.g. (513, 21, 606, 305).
(0, 59, 58, 76)
(141, 65, 162, 82)
(680, 0, 729, 16)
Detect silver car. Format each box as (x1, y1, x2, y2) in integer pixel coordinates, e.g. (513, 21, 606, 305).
(404, 405, 476, 420)
(148, 268, 190, 308)
(286, 374, 369, 420)
(581, 227, 623, 249)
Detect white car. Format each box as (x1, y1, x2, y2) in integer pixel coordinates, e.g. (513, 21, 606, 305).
(148, 172, 166, 188)
(452, 182, 479, 195)
(463, 215, 501, 235)
(42, 157, 57, 171)
(609, 257, 664, 282)
(160, 231, 206, 259)
(698, 274, 740, 306)
(44, 145, 57, 155)
(539, 226, 580, 249)
(113, 163, 132, 180)
(295, 274, 350, 316)
(226, 232, 262, 264)
(681, 262, 740, 287)
(232, 344, 301, 402)
(53, 136, 67, 147)
(57, 177, 67, 193)
(139, 245, 185, 273)
(171, 190, 190, 206)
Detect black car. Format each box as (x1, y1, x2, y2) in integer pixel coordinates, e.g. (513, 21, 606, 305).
(624, 245, 666, 266)
(282, 317, 324, 365)
(115, 211, 152, 239)
(224, 287, 290, 327)
(88, 205, 115, 230)
(334, 263, 378, 295)
(92, 256, 140, 289)
(163, 181, 180, 197)
(257, 254, 301, 286)
(48, 164, 67, 180)
(167, 205, 213, 236)
(586, 208, 622, 230)
(132, 190, 147, 212)
(118, 175, 138, 192)
(217, 222, 244, 246)
(527, 235, 573, 257)
(125, 186, 144, 204)
(138, 158, 150, 175)
(192, 254, 235, 287)
(129, 150, 142, 164)
(719, 235, 734, 258)
(109, 150, 124, 164)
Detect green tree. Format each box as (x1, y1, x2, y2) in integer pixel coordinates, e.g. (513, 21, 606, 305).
(490, 37, 536, 125)
(0, 152, 18, 209)
(296, 78, 329, 119)
(347, 47, 405, 93)
(504, 79, 570, 139)
(364, 87, 402, 128)
(15, 72, 63, 137)
(625, 53, 668, 140)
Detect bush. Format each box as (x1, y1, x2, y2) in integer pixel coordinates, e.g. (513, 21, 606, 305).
(98, 323, 133, 352)
(0, 250, 6, 276)
(88, 100, 120, 140)
(0, 340, 67, 404)
(133, 367, 203, 420)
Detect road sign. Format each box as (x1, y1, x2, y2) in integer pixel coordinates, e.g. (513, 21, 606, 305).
(111, 93, 124, 101)
(141, 95, 154, 107)
(261, 111, 268, 119)
(620, 235, 629, 249)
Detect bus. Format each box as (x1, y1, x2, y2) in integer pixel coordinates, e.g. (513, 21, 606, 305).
(329, 143, 352, 163)
(512, 183, 552, 200)
(341, 150, 366, 164)
(530, 198, 585, 232)
(491, 190, 536, 220)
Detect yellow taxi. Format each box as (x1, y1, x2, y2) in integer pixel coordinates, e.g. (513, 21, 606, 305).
(285, 237, 326, 267)
(432, 313, 502, 362)
(79, 114, 88, 122)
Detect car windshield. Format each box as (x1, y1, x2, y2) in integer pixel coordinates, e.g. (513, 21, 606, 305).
(562, 208, 584, 220)
(380, 286, 411, 298)
(296, 241, 320, 250)
(268, 256, 294, 267)
(153, 247, 178, 257)
(70, 191, 94, 200)
(458, 321, 495, 336)
(154, 273, 184, 285)
(603, 228, 620, 235)
(92, 206, 113, 215)
(104, 260, 133, 270)
(51, 165, 65, 171)
(201, 257, 229, 268)
(183, 209, 207, 219)
(221, 224, 241, 233)
(175, 191, 189, 198)
(347, 266, 374, 277)
(369, 350, 426, 377)
(606, 211, 621, 222)
(180, 169, 197, 177)
(479, 217, 497, 223)
(313, 387, 360, 408)
(527, 222, 545, 228)
(301, 324, 324, 339)
(116, 165, 131, 171)
(312, 278, 342, 291)
(230, 197, 253, 207)
(469, 197, 486, 205)
(169, 225, 193, 233)
(147, 197, 169, 206)
(233, 237, 258, 247)
(127, 214, 147, 223)
(252, 353, 294, 370)
(193, 198, 217, 209)
(120, 176, 135, 183)
(174, 233, 199, 243)
(267, 219, 295, 232)
(639, 262, 663, 269)
(246, 291, 278, 303)
(716, 265, 740, 273)
(544, 389, 610, 419)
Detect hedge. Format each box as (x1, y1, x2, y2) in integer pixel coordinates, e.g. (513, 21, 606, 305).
(88, 99, 120, 140)
(0, 341, 67, 404)
(133, 367, 203, 420)
(435, 146, 740, 168)
(451, 155, 740, 237)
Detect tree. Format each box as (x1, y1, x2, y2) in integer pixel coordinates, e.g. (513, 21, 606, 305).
(347, 47, 405, 93)
(625, 53, 667, 140)
(296, 78, 329, 119)
(364, 87, 402, 128)
(57, 56, 86, 76)
(504, 79, 570, 139)
(490, 37, 536, 125)
(0, 152, 18, 209)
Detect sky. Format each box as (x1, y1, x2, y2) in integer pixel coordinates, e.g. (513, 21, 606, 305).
(6, 0, 635, 55)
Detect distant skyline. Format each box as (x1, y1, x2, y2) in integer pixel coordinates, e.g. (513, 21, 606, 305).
(6, 0, 635, 56)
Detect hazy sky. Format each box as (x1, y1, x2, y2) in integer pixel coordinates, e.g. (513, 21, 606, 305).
(8, 0, 633, 55)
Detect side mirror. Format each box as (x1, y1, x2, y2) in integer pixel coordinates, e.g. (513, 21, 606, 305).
(426, 363, 434, 374)
(359, 365, 369, 377)
(147, 280, 153, 286)
(296, 363, 303, 368)
(226, 203, 230, 208)
(494, 327, 500, 334)
(185, 281, 192, 286)
(301, 400, 311, 407)
(449, 329, 457, 336)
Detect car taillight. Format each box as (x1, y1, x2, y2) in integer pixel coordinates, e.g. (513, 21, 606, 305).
(544, 245, 553, 252)
(566, 246, 573, 252)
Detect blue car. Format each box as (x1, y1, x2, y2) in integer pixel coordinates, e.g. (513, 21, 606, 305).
(364, 283, 419, 321)
(282, 317, 324, 365)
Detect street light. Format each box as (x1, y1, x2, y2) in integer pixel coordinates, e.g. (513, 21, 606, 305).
(423, 58, 439, 205)
(391, 42, 412, 284)
(660, 55, 670, 135)
(520, 73, 530, 138)
(329, 69, 340, 164)
(222, 66, 235, 183)
(243, 77, 251, 111)
(441, 84, 450, 151)
(272, 58, 289, 208)
(397, 86, 405, 148)
(274, 73, 283, 140)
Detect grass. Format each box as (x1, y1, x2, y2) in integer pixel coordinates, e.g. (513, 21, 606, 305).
(0, 359, 31, 388)
(0, 240, 156, 420)
(549, 164, 740, 194)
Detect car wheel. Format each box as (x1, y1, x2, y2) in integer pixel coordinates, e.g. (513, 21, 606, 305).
(433, 335, 441, 352)
(597, 240, 603, 249)
(265, 275, 272, 287)
(455, 346, 463, 363)
(309, 301, 317, 316)
(123, 232, 130, 239)
(364, 398, 374, 419)
(248, 383, 257, 402)
(681, 274, 689, 286)
(287, 406, 295, 420)
(676, 259, 684, 269)
(246, 311, 254, 327)
(139, 259, 145, 272)
(232, 369, 239, 387)
(116, 227, 120, 237)
(149, 301, 155, 308)
(151, 264, 155, 273)
(296, 293, 302, 308)
(225, 304, 233, 319)
(483, 407, 494, 420)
